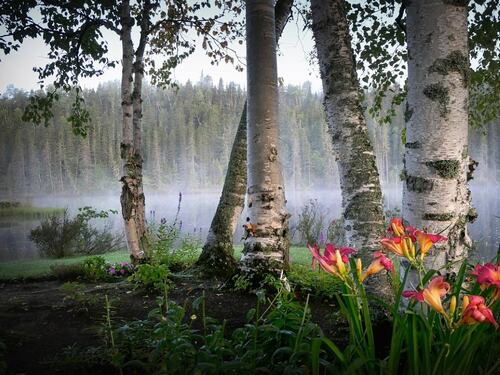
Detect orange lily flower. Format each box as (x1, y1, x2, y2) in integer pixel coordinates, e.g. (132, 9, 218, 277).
(403, 276, 450, 316)
(360, 251, 395, 282)
(380, 237, 405, 257)
(381, 236, 415, 260)
(415, 230, 447, 259)
(461, 295, 498, 327)
(387, 218, 417, 241)
(389, 218, 405, 237)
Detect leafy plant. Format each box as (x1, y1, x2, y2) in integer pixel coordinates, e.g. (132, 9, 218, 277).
(82, 256, 108, 281)
(60, 282, 99, 311)
(129, 264, 171, 291)
(107, 262, 134, 278)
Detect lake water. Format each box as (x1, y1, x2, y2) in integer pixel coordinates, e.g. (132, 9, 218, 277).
(0, 184, 498, 262)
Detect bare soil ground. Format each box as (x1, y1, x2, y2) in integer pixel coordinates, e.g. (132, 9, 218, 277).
(0, 278, 342, 375)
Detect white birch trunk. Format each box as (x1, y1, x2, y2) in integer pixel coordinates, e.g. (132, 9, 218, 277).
(403, 0, 473, 270)
(120, 0, 146, 262)
(311, 0, 385, 260)
(240, 0, 290, 276)
(197, 0, 294, 278)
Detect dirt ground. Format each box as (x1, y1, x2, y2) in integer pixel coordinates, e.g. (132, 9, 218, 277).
(0, 278, 343, 375)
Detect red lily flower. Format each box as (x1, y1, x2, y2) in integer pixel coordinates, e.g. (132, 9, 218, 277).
(403, 276, 450, 315)
(461, 295, 498, 327)
(361, 251, 395, 282)
(471, 263, 500, 299)
(471, 263, 500, 288)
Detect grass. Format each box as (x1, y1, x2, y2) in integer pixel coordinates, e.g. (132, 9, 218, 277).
(0, 206, 65, 220)
(0, 246, 314, 280)
(0, 250, 130, 280)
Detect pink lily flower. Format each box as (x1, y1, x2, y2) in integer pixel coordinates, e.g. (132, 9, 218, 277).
(308, 243, 356, 276)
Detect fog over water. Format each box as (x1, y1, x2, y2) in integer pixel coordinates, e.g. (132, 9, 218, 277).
(0, 182, 498, 262)
(0, 80, 498, 263)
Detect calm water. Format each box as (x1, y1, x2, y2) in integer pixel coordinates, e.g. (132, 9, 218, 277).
(0, 184, 498, 262)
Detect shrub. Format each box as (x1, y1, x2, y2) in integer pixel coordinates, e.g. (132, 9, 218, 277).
(288, 264, 341, 299)
(29, 207, 122, 258)
(29, 210, 82, 258)
(296, 199, 326, 245)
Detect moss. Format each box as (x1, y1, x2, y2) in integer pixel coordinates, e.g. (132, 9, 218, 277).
(405, 141, 421, 149)
(428, 50, 469, 85)
(405, 175, 434, 193)
(443, 0, 468, 6)
(343, 189, 384, 223)
(404, 103, 414, 123)
(423, 82, 450, 117)
(422, 212, 454, 221)
(467, 159, 478, 181)
(467, 207, 478, 223)
(425, 159, 460, 179)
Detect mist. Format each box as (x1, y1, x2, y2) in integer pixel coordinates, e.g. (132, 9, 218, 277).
(0, 78, 498, 262)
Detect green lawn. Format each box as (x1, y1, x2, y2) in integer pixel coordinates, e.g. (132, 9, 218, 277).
(0, 206, 65, 220)
(0, 250, 130, 280)
(0, 246, 313, 280)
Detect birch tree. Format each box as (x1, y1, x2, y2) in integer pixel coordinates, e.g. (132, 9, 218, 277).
(403, 0, 474, 268)
(0, 0, 243, 262)
(196, 0, 294, 278)
(310, 0, 385, 260)
(240, 0, 289, 277)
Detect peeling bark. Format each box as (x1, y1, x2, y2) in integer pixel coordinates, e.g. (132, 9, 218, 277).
(240, 0, 289, 278)
(119, 0, 149, 263)
(404, 0, 472, 270)
(310, 0, 385, 260)
(197, 0, 294, 278)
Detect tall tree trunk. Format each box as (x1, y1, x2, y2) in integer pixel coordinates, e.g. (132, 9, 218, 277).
(240, 0, 289, 277)
(403, 0, 473, 270)
(310, 0, 385, 261)
(196, 0, 293, 277)
(120, 0, 146, 262)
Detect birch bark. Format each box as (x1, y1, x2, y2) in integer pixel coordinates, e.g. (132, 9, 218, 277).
(197, 0, 293, 277)
(310, 0, 385, 261)
(240, 0, 289, 276)
(403, 0, 473, 270)
(119, 0, 148, 262)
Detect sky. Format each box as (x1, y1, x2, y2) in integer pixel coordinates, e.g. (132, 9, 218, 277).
(0, 8, 323, 94)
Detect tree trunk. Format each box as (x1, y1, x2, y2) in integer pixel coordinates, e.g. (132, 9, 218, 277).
(310, 0, 385, 261)
(240, 0, 289, 278)
(120, 0, 147, 262)
(403, 0, 472, 270)
(196, 0, 294, 277)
